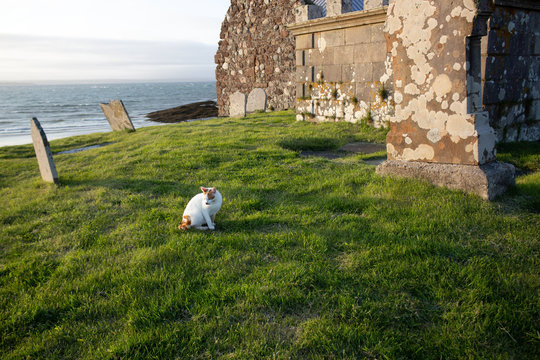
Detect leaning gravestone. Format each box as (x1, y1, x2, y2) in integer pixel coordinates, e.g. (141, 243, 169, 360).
(100, 100, 135, 131)
(30, 117, 59, 184)
(246, 88, 267, 113)
(229, 91, 247, 117)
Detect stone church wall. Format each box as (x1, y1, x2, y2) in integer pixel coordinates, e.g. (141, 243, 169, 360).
(215, 0, 540, 142)
(214, 0, 301, 116)
(290, 5, 392, 127)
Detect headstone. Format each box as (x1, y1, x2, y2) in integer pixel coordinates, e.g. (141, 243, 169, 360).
(100, 100, 135, 131)
(229, 91, 247, 117)
(246, 88, 267, 113)
(30, 117, 59, 184)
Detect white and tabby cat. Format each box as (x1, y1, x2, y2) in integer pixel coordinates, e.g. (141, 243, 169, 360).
(178, 187, 222, 230)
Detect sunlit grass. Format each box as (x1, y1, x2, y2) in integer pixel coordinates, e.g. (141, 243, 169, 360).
(0, 111, 538, 359)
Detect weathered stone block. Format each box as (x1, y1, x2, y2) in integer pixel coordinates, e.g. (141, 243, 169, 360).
(532, 100, 540, 120)
(353, 43, 371, 63)
(345, 26, 371, 45)
(324, 65, 343, 82)
(30, 117, 59, 184)
(365, 42, 387, 62)
(229, 91, 247, 117)
(296, 83, 306, 99)
(296, 34, 312, 50)
(307, 49, 323, 66)
(342, 65, 356, 82)
(518, 121, 540, 141)
(534, 33, 540, 55)
(321, 30, 345, 47)
(321, 48, 335, 65)
(376, 160, 515, 201)
(355, 81, 373, 100)
(354, 63, 373, 82)
(333, 46, 354, 65)
(247, 88, 267, 113)
(296, 50, 304, 66)
(100, 100, 135, 131)
(370, 24, 386, 43)
(296, 66, 309, 82)
(372, 61, 386, 82)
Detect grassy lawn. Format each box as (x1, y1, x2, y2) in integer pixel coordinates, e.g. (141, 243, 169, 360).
(0, 111, 538, 359)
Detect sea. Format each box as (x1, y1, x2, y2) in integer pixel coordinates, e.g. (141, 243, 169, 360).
(0, 81, 217, 147)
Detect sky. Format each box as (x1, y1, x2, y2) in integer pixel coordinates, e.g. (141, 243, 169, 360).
(0, 0, 230, 83)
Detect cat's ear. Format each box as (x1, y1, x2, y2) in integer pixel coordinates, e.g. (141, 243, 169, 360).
(201, 186, 208, 193)
(211, 187, 216, 193)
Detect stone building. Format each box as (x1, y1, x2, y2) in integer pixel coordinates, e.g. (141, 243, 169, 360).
(216, 0, 539, 199)
(214, 0, 302, 116)
(290, 0, 393, 128)
(216, 0, 539, 142)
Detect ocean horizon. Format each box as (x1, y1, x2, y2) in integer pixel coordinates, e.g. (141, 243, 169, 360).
(0, 81, 217, 147)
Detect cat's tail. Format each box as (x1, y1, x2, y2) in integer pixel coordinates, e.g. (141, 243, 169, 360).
(178, 215, 191, 230)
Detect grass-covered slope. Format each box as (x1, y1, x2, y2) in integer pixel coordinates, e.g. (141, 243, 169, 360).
(0, 111, 538, 359)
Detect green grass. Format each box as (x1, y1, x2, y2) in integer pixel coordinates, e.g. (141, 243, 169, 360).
(0, 111, 538, 359)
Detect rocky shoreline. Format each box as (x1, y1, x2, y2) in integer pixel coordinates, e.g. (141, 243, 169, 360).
(146, 100, 218, 123)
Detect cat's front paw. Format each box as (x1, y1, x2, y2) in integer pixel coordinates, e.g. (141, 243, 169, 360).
(208, 224, 215, 230)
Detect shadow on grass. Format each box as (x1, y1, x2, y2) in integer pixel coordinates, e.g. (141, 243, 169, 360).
(497, 141, 540, 173)
(61, 178, 192, 197)
(279, 137, 341, 152)
(0, 144, 35, 159)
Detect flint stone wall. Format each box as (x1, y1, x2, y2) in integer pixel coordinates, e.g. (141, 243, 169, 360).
(215, 0, 301, 117)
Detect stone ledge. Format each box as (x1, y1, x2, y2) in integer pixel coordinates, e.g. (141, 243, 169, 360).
(493, 0, 540, 11)
(288, 7, 388, 36)
(376, 160, 516, 200)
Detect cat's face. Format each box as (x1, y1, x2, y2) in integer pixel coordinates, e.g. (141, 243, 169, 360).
(201, 187, 218, 206)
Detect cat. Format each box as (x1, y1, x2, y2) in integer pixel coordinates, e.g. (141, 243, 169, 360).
(178, 187, 222, 230)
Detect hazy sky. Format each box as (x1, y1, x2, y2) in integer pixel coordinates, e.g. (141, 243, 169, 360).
(0, 0, 230, 83)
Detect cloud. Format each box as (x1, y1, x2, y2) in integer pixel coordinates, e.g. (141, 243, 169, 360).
(0, 34, 218, 82)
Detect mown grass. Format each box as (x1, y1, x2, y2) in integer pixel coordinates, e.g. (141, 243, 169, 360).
(0, 111, 538, 359)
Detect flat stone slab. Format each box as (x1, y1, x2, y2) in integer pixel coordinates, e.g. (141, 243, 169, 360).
(30, 117, 59, 184)
(229, 91, 247, 118)
(338, 142, 386, 154)
(376, 160, 515, 200)
(100, 100, 135, 131)
(246, 88, 267, 113)
(56, 143, 113, 155)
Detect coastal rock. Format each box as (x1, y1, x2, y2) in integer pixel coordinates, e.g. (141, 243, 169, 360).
(100, 100, 135, 131)
(246, 88, 267, 113)
(30, 117, 59, 184)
